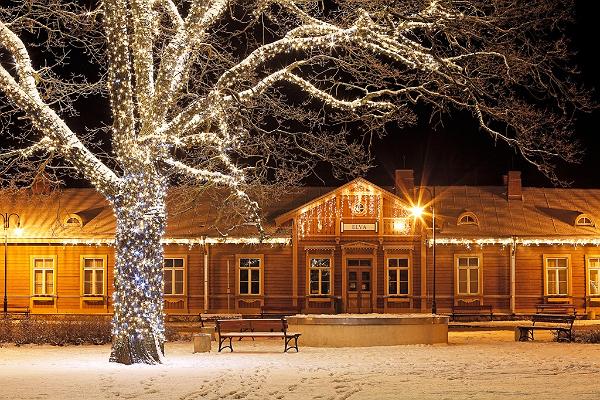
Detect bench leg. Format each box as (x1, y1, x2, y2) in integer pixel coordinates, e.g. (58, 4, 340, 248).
(557, 329, 572, 342)
(517, 327, 531, 341)
(218, 336, 233, 352)
(284, 335, 299, 353)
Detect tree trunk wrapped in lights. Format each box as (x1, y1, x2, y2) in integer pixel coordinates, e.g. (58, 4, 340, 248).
(0, 0, 590, 363)
(110, 173, 167, 364)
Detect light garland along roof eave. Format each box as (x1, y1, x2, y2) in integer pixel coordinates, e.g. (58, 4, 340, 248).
(428, 236, 600, 247)
(5, 236, 292, 246)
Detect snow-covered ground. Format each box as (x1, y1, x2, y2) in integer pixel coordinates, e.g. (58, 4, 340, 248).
(2, 330, 600, 400)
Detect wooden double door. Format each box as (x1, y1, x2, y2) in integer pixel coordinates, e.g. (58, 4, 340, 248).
(346, 258, 373, 313)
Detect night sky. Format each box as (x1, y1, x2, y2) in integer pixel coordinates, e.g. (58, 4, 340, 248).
(365, 1, 600, 189)
(5, 2, 598, 191)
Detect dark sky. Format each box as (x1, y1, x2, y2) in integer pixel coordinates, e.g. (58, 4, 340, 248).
(365, 1, 600, 189)
(7, 2, 597, 190)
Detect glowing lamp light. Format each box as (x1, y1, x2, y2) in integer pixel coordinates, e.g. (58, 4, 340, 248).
(410, 206, 424, 218)
(14, 224, 24, 237)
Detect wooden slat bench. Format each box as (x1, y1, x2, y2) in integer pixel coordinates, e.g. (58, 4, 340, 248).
(199, 313, 242, 328)
(535, 304, 577, 316)
(516, 313, 576, 342)
(260, 305, 302, 318)
(451, 304, 493, 321)
(3, 306, 30, 316)
(216, 318, 301, 352)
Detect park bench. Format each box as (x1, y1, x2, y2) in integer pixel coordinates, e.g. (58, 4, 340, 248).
(198, 313, 242, 327)
(3, 306, 30, 317)
(516, 313, 576, 342)
(259, 304, 302, 318)
(535, 303, 577, 316)
(216, 318, 301, 352)
(451, 304, 493, 321)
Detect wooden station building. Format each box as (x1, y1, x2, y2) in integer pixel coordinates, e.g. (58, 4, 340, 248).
(3, 170, 600, 317)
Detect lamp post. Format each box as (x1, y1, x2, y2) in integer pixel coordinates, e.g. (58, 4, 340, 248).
(2, 213, 21, 314)
(410, 186, 436, 314)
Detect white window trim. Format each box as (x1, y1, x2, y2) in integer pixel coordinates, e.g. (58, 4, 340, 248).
(236, 254, 264, 296)
(80, 255, 107, 297)
(31, 255, 57, 297)
(587, 255, 600, 297)
(308, 256, 333, 296)
(575, 214, 594, 227)
(457, 212, 479, 226)
(63, 213, 83, 227)
(163, 255, 187, 296)
(455, 254, 482, 296)
(385, 255, 411, 296)
(543, 254, 571, 297)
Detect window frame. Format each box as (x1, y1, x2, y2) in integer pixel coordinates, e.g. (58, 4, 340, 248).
(31, 255, 57, 297)
(63, 213, 83, 227)
(543, 254, 571, 297)
(385, 254, 411, 297)
(457, 212, 479, 226)
(575, 214, 594, 227)
(236, 254, 264, 296)
(163, 255, 187, 296)
(454, 254, 482, 296)
(80, 255, 107, 297)
(307, 255, 333, 296)
(587, 255, 600, 297)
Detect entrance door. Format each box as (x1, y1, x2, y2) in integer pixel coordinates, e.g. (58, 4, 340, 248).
(346, 259, 372, 313)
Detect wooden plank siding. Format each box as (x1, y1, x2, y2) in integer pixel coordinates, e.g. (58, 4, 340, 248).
(2, 240, 599, 317)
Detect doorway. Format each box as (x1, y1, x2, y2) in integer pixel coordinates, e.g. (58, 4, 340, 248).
(346, 258, 372, 313)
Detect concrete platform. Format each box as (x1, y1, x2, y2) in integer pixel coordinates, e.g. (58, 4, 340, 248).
(287, 314, 448, 347)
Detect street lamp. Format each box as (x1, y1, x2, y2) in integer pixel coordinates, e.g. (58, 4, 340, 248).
(410, 187, 436, 314)
(2, 213, 21, 314)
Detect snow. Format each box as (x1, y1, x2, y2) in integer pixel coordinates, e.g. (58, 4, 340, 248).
(2, 330, 600, 399)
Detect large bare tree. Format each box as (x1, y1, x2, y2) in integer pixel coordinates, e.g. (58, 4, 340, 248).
(0, 0, 588, 364)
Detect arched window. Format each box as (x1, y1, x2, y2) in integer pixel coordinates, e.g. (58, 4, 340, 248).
(575, 214, 594, 227)
(63, 214, 83, 227)
(457, 212, 479, 226)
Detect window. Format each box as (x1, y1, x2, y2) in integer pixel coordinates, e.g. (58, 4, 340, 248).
(456, 256, 480, 295)
(32, 257, 55, 296)
(63, 214, 83, 227)
(352, 202, 367, 215)
(575, 214, 594, 226)
(237, 255, 262, 295)
(387, 257, 410, 296)
(309, 257, 331, 295)
(164, 257, 185, 295)
(82, 256, 105, 296)
(588, 257, 600, 296)
(457, 212, 478, 226)
(545, 256, 569, 296)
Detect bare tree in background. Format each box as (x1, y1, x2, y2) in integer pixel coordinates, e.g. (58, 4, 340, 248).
(0, 0, 589, 363)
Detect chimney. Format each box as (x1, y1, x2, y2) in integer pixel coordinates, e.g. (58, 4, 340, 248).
(506, 171, 522, 201)
(394, 169, 414, 198)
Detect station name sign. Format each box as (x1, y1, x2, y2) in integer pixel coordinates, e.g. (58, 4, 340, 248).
(341, 222, 378, 232)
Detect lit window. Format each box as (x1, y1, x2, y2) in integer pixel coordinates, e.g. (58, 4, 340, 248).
(164, 258, 185, 295)
(575, 215, 594, 226)
(457, 256, 480, 295)
(545, 257, 569, 296)
(309, 258, 331, 295)
(458, 213, 478, 226)
(589, 257, 600, 296)
(32, 257, 55, 296)
(238, 256, 262, 295)
(352, 202, 367, 215)
(82, 257, 105, 296)
(387, 257, 410, 295)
